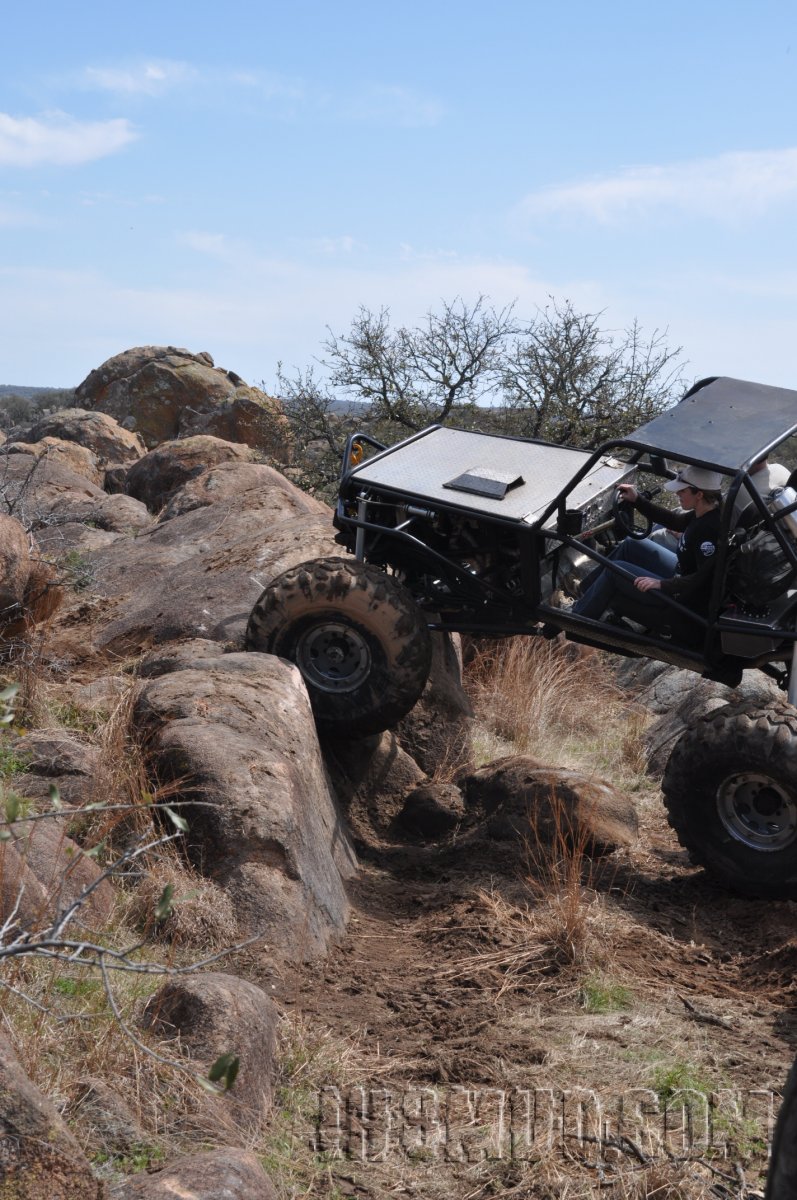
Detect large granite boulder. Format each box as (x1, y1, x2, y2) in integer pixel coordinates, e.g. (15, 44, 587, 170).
(0, 451, 106, 529)
(0, 819, 115, 931)
(0, 1029, 103, 1198)
(19, 407, 145, 468)
(125, 436, 256, 512)
(0, 513, 30, 614)
(0, 513, 63, 649)
(49, 466, 334, 656)
(75, 345, 292, 459)
(135, 651, 357, 956)
(6, 437, 104, 486)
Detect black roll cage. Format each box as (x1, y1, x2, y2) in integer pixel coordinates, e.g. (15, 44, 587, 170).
(335, 408, 797, 675)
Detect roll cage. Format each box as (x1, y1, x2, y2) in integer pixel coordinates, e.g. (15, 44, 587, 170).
(332, 376, 797, 694)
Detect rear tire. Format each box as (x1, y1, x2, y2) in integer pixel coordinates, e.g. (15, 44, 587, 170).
(246, 557, 432, 737)
(662, 700, 797, 899)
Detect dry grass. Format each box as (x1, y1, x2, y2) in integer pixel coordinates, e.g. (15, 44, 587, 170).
(127, 855, 239, 949)
(464, 636, 652, 788)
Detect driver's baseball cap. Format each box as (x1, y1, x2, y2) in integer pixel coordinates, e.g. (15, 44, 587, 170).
(664, 465, 724, 493)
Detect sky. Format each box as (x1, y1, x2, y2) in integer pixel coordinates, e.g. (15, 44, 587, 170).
(2, 0, 797, 395)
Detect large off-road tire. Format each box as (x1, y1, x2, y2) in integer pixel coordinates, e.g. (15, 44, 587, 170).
(662, 700, 797, 899)
(246, 557, 432, 737)
(767, 1053, 797, 1198)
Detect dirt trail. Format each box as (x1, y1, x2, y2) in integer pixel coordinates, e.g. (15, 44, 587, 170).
(275, 797, 797, 1198)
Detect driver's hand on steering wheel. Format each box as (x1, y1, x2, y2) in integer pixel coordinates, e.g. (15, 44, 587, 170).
(617, 483, 639, 504)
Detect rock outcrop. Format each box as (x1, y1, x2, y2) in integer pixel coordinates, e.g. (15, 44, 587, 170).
(19, 407, 146, 468)
(75, 345, 292, 460)
(125, 436, 256, 512)
(0, 513, 31, 615)
(50, 450, 333, 655)
(135, 651, 357, 956)
(6, 437, 104, 486)
(0, 819, 115, 931)
(0, 1029, 103, 1198)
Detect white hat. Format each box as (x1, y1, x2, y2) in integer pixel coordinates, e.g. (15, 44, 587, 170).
(664, 465, 724, 493)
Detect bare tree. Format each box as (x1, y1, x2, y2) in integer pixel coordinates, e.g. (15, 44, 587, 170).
(498, 298, 684, 447)
(323, 296, 516, 431)
(275, 365, 364, 499)
(278, 295, 686, 495)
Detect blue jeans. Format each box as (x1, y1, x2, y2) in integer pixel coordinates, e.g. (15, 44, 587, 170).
(573, 538, 678, 621)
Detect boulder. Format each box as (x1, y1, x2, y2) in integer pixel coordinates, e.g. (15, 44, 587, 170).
(125, 436, 256, 512)
(76, 345, 292, 459)
(0, 820, 115, 931)
(0, 513, 30, 615)
(8, 730, 101, 808)
(158, 459, 327, 522)
(0, 1029, 103, 1198)
(0, 451, 106, 529)
(461, 756, 638, 854)
(0, 553, 63, 652)
(396, 783, 466, 838)
(9, 730, 101, 780)
(137, 638, 228, 678)
(396, 632, 474, 776)
(323, 730, 428, 840)
(51, 474, 336, 656)
(111, 1148, 277, 1199)
(135, 652, 357, 956)
(19, 407, 145, 468)
(6, 437, 103, 486)
(141, 973, 277, 1124)
(34, 523, 122, 556)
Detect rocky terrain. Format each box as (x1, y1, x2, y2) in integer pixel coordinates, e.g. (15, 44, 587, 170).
(0, 345, 794, 1199)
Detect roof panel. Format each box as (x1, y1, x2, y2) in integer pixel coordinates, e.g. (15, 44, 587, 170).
(626, 377, 797, 471)
(350, 426, 629, 524)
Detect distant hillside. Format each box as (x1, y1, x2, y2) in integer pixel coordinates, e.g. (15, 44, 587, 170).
(0, 385, 70, 399)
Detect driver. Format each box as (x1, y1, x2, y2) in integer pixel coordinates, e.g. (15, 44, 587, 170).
(570, 465, 724, 643)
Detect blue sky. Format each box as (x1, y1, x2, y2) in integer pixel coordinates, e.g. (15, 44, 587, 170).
(2, 0, 797, 393)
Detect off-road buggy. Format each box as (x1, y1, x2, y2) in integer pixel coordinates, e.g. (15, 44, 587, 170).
(247, 375, 797, 899)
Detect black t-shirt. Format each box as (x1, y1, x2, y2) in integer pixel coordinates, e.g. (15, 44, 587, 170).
(636, 497, 721, 612)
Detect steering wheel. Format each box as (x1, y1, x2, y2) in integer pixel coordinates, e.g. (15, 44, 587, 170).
(612, 489, 653, 540)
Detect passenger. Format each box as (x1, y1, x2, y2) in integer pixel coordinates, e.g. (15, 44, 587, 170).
(731, 455, 790, 522)
(571, 466, 724, 644)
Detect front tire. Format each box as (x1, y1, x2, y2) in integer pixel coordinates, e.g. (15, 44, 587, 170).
(662, 700, 797, 899)
(246, 557, 432, 737)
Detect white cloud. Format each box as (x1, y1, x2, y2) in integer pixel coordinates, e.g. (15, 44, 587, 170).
(83, 60, 197, 96)
(0, 112, 137, 167)
(518, 147, 797, 223)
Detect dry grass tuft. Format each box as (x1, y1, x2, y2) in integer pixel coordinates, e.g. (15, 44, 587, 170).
(465, 637, 619, 752)
(464, 636, 652, 787)
(127, 855, 239, 950)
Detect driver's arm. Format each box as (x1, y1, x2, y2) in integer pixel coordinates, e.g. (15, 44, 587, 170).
(634, 494, 691, 532)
